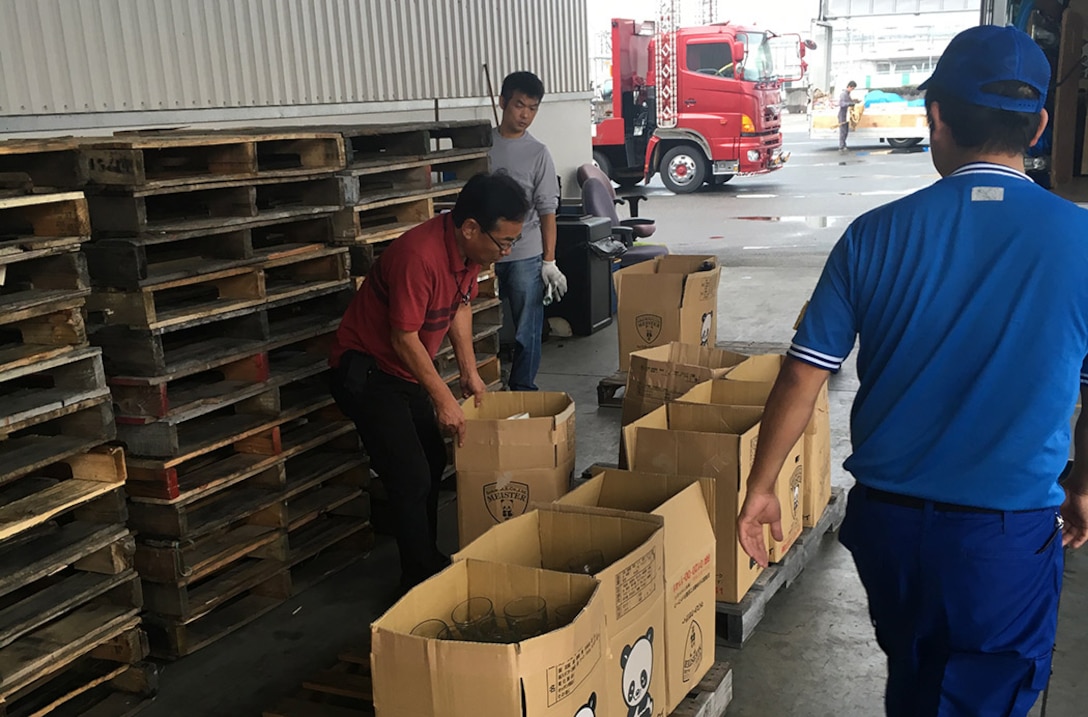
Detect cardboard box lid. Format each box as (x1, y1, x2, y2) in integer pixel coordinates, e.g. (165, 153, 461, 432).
(725, 353, 784, 383)
(558, 468, 717, 540)
(454, 507, 664, 578)
(613, 255, 719, 305)
(629, 342, 747, 372)
(372, 559, 605, 715)
(623, 404, 763, 486)
(677, 378, 773, 407)
(457, 392, 576, 471)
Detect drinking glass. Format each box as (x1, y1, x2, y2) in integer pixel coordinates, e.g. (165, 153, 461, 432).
(504, 596, 549, 640)
(554, 602, 582, 628)
(451, 597, 498, 641)
(410, 619, 449, 639)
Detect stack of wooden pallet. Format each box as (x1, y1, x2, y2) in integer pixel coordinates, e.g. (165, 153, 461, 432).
(0, 173, 157, 716)
(75, 132, 373, 660)
(326, 120, 504, 395)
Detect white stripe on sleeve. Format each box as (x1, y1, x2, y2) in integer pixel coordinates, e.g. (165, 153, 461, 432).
(788, 343, 845, 371)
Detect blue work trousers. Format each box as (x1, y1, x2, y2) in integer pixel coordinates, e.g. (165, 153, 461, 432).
(840, 484, 1063, 717)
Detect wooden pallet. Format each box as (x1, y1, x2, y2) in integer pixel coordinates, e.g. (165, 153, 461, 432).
(124, 404, 354, 504)
(1, 300, 89, 375)
(335, 119, 492, 170)
(0, 399, 116, 487)
(0, 192, 90, 245)
(671, 660, 734, 717)
(338, 151, 486, 212)
(82, 132, 346, 189)
(434, 331, 500, 383)
(0, 138, 86, 190)
(287, 518, 374, 597)
(83, 213, 340, 291)
(0, 346, 108, 440)
(0, 444, 126, 537)
(142, 567, 290, 660)
(332, 190, 453, 243)
(0, 626, 157, 717)
(87, 175, 345, 237)
(87, 264, 266, 332)
(716, 487, 847, 648)
(262, 647, 373, 717)
(433, 297, 502, 356)
(109, 323, 334, 422)
(265, 650, 731, 717)
(91, 309, 270, 378)
(263, 247, 351, 304)
(597, 370, 627, 408)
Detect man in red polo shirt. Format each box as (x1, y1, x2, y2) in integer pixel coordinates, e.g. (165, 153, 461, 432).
(330, 172, 529, 590)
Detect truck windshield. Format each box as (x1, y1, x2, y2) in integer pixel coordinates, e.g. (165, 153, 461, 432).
(737, 32, 775, 82)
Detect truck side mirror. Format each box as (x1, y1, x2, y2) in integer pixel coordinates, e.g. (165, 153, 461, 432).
(732, 41, 745, 65)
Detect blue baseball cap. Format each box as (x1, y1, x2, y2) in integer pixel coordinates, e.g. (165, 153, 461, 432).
(918, 25, 1050, 113)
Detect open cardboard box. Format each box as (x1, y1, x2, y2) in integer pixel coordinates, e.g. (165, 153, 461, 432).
(372, 559, 606, 717)
(623, 402, 803, 602)
(556, 469, 716, 714)
(613, 255, 721, 371)
(454, 506, 667, 717)
(704, 353, 833, 527)
(455, 392, 576, 544)
(622, 342, 748, 425)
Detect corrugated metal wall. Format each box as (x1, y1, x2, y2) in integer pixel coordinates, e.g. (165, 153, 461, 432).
(0, 0, 588, 117)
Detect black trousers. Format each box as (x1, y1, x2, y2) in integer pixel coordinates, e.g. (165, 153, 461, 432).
(330, 351, 448, 588)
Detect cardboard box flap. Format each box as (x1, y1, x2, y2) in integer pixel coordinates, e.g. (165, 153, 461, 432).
(677, 378, 773, 407)
(462, 391, 574, 421)
(561, 469, 717, 534)
(656, 254, 717, 274)
(622, 404, 670, 470)
(616, 271, 688, 308)
(628, 426, 745, 490)
(665, 402, 763, 436)
(726, 353, 784, 383)
(679, 265, 721, 308)
(452, 510, 547, 567)
(656, 342, 746, 369)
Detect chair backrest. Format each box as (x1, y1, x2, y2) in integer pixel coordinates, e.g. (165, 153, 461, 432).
(581, 176, 622, 227)
(576, 163, 617, 201)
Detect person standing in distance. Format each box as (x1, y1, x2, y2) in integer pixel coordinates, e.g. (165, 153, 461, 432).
(839, 80, 859, 152)
(489, 71, 566, 391)
(328, 173, 530, 591)
(736, 26, 1088, 716)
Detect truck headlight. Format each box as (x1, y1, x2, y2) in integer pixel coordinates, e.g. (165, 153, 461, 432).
(747, 150, 760, 162)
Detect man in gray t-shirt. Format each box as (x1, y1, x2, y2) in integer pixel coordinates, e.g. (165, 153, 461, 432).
(489, 71, 565, 391)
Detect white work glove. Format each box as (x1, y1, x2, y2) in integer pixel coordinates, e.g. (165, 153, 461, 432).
(542, 260, 568, 303)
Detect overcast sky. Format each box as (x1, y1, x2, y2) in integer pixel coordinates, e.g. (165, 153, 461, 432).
(586, 0, 821, 36)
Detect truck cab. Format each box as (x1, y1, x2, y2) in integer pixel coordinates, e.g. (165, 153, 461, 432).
(592, 19, 797, 193)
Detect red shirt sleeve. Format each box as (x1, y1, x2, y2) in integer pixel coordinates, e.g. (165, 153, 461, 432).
(381, 244, 436, 333)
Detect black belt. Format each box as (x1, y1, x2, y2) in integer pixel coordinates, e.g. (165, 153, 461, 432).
(863, 486, 1003, 515)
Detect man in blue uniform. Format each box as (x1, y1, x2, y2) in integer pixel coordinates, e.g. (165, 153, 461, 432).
(737, 26, 1088, 716)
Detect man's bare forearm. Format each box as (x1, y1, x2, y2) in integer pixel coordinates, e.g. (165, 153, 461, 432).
(391, 329, 455, 407)
(541, 213, 557, 262)
(447, 302, 479, 377)
(747, 358, 830, 494)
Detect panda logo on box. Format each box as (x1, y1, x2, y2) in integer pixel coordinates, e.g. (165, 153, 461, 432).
(573, 692, 596, 717)
(620, 627, 654, 717)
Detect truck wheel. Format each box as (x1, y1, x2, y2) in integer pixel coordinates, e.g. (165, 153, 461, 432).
(887, 138, 922, 149)
(592, 150, 613, 179)
(660, 146, 707, 194)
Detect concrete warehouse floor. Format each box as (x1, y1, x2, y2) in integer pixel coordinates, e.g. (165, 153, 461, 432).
(140, 116, 1087, 716)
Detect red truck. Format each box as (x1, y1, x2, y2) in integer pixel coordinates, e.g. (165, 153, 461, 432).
(592, 18, 807, 194)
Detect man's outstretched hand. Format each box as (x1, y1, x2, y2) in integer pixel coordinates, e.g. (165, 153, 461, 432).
(737, 489, 784, 569)
(1061, 487, 1088, 549)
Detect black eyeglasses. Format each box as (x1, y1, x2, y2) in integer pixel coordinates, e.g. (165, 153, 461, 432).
(485, 228, 522, 253)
